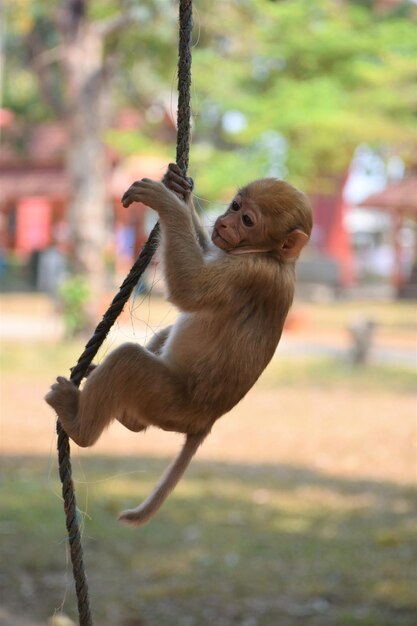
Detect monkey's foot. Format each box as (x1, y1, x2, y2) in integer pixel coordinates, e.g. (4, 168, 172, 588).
(45, 376, 79, 422)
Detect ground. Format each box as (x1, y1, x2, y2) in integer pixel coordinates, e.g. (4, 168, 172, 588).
(0, 295, 416, 626)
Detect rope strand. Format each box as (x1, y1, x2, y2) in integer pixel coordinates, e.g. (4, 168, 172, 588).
(55, 2, 193, 623)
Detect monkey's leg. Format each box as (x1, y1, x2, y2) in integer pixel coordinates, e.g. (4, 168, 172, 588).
(46, 346, 139, 446)
(115, 327, 173, 433)
(77, 342, 194, 445)
(117, 410, 147, 433)
(46, 341, 193, 447)
(90, 342, 196, 436)
(45, 367, 146, 444)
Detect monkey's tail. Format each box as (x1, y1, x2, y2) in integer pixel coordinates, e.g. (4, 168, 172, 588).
(118, 432, 208, 527)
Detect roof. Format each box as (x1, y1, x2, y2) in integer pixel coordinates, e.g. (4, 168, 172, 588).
(360, 178, 417, 214)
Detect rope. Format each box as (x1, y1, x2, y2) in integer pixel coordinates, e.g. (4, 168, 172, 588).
(55, 2, 193, 623)
(176, 0, 193, 173)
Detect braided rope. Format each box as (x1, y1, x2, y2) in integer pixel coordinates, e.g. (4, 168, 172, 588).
(176, 0, 193, 173)
(55, 2, 193, 623)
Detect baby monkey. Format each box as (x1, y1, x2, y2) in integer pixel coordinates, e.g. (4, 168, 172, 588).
(46, 164, 312, 526)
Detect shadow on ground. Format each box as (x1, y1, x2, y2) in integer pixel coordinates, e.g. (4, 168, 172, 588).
(1, 455, 416, 626)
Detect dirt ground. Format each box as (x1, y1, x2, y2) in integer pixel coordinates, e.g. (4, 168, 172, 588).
(1, 295, 416, 626)
(1, 372, 416, 486)
(1, 293, 415, 483)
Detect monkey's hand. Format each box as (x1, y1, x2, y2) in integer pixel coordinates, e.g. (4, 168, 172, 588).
(163, 163, 209, 251)
(162, 163, 194, 204)
(122, 179, 185, 216)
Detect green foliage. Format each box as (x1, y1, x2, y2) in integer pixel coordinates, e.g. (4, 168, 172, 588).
(104, 128, 171, 157)
(190, 0, 417, 192)
(3, 0, 417, 196)
(263, 356, 416, 394)
(58, 275, 90, 338)
(4, 0, 60, 120)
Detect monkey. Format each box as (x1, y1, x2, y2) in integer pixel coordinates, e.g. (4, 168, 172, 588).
(45, 163, 312, 526)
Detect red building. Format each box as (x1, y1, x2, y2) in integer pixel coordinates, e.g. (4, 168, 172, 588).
(0, 120, 166, 288)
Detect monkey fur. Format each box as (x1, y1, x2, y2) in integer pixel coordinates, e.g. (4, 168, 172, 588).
(45, 164, 312, 526)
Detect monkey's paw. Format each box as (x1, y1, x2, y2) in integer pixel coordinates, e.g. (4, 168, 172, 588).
(121, 178, 180, 214)
(45, 376, 79, 420)
(162, 163, 194, 200)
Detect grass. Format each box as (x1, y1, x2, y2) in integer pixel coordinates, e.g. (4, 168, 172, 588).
(1, 297, 416, 625)
(298, 300, 416, 331)
(2, 455, 416, 626)
(263, 356, 416, 393)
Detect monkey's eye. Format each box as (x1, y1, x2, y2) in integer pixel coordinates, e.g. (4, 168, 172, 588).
(231, 200, 240, 211)
(242, 214, 254, 227)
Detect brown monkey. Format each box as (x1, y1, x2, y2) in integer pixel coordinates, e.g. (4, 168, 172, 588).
(45, 164, 312, 526)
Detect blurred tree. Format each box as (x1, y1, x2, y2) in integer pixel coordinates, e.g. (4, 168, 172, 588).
(188, 0, 417, 196)
(56, 0, 116, 318)
(3, 0, 417, 290)
(3, 0, 179, 324)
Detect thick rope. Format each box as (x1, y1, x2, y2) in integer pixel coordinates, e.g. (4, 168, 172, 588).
(176, 0, 193, 173)
(55, 2, 193, 624)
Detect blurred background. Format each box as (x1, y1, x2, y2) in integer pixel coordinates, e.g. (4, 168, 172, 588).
(0, 1, 416, 625)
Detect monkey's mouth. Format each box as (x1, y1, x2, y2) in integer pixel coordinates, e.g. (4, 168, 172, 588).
(212, 228, 231, 249)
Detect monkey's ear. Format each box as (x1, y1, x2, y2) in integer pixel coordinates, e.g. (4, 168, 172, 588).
(280, 229, 309, 260)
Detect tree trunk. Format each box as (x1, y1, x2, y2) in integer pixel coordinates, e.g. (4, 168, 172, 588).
(61, 1, 111, 326)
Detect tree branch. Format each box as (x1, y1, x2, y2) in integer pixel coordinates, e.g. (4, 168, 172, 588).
(95, 13, 134, 38)
(28, 35, 66, 117)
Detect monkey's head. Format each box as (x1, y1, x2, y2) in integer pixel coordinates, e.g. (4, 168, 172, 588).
(212, 178, 312, 261)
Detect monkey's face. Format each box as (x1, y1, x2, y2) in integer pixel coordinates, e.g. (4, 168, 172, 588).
(212, 194, 271, 254)
(212, 179, 311, 260)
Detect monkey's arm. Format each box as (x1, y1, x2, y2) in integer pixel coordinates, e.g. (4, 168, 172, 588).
(122, 180, 232, 310)
(162, 162, 210, 252)
(188, 197, 210, 252)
